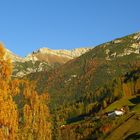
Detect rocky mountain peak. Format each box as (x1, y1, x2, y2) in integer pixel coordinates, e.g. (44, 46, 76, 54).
(31, 47, 91, 59)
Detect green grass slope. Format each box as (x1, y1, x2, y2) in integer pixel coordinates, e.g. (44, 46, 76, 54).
(105, 97, 135, 112)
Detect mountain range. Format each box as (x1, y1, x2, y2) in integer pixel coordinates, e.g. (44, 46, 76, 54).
(6, 47, 91, 77)
(3, 32, 140, 140)
(6, 32, 140, 79)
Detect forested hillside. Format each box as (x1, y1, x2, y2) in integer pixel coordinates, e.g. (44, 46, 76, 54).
(27, 32, 140, 108)
(24, 32, 140, 139)
(53, 68, 140, 140)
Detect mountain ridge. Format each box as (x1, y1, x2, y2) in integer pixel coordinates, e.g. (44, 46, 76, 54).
(4, 32, 140, 78)
(4, 47, 91, 77)
(5, 47, 91, 62)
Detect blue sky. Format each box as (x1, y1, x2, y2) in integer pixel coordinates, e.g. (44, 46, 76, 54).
(0, 0, 140, 57)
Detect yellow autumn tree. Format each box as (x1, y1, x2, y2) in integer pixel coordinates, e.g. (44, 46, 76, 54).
(0, 43, 19, 140)
(20, 81, 52, 140)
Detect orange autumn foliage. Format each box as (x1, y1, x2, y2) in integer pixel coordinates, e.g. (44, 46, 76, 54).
(0, 43, 52, 140)
(0, 43, 19, 140)
(100, 124, 112, 134)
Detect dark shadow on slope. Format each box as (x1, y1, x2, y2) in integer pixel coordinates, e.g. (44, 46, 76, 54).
(66, 114, 87, 124)
(129, 96, 140, 104)
(125, 132, 140, 140)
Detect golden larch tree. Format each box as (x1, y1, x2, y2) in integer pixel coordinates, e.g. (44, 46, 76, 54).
(20, 81, 52, 140)
(0, 43, 19, 140)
